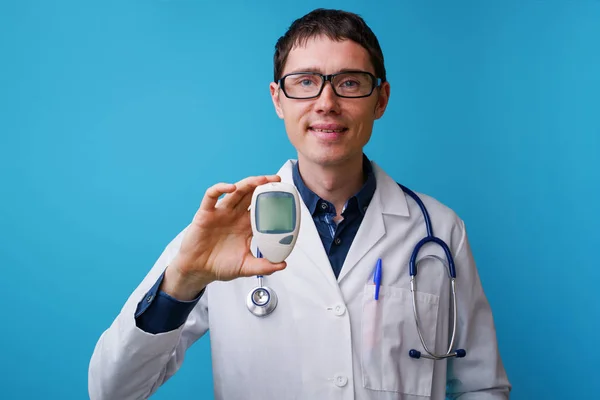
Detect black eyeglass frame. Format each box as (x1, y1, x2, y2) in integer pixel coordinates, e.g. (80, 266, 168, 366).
(276, 70, 383, 99)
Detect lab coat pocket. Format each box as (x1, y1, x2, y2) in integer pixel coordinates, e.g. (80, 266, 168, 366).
(361, 284, 439, 396)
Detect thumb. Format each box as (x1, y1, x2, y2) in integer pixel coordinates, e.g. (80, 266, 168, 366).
(240, 257, 287, 277)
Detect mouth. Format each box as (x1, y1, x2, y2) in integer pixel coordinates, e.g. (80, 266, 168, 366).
(308, 123, 349, 139)
(308, 127, 348, 133)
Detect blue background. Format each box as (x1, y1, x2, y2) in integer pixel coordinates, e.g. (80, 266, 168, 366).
(1, 1, 598, 399)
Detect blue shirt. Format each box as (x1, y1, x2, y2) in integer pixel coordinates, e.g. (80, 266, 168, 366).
(291, 155, 376, 279)
(135, 155, 377, 334)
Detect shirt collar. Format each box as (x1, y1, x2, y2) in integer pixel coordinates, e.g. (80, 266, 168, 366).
(292, 154, 377, 216)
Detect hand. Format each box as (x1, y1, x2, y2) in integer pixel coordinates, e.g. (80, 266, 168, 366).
(161, 175, 287, 300)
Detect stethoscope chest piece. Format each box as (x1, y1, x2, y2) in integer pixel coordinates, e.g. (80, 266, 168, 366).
(246, 285, 278, 317)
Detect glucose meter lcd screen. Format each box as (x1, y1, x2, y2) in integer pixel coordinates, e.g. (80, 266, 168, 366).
(256, 193, 295, 234)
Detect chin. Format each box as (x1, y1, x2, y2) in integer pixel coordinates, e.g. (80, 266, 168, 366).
(302, 149, 355, 167)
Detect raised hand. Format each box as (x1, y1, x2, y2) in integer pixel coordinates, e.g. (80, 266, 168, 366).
(161, 175, 287, 300)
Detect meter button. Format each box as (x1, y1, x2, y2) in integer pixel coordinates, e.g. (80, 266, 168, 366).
(279, 235, 294, 245)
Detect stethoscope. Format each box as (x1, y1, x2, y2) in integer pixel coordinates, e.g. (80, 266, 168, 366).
(246, 184, 467, 361)
(398, 183, 466, 361)
(246, 254, 278, 317)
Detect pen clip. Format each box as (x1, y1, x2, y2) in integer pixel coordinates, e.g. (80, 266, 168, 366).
(374, 258, 382, 300)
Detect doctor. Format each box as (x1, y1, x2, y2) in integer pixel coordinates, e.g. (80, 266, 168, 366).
(89, 8, 511, 400)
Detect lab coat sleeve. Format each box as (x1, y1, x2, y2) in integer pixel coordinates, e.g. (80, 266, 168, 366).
(445, 219, 512, 399)
(88, 228, 209, 400)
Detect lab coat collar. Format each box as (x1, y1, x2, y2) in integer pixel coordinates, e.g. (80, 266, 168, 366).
(276, 159, 410, 285)
(276, 159, 409, 218)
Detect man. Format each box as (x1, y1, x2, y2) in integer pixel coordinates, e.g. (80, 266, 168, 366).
(89, 8, 511, 400)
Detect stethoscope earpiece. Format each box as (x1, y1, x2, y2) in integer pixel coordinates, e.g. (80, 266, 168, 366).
(409, 348, 467, 360)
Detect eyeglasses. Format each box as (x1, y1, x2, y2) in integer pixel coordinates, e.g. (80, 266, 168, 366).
(277, 71, 382, 99)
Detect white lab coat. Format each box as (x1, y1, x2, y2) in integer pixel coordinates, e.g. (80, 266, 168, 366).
(89, 160, 511, 400)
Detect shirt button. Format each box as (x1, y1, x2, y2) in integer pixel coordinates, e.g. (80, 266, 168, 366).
(321, 202, 328, 210)
(146, 294, 154, 303)
(333, 304, 346, 316)
(334, 374, 348, 387)
(334, 237, 342, 245)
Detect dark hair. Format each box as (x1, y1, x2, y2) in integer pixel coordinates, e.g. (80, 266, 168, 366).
(273, 9, 386, 83)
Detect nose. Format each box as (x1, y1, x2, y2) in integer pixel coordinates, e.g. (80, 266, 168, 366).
(314, 81, 341, 114)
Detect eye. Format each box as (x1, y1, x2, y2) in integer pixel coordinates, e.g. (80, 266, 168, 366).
(340, 79, 359, 88)
(288, 74, 320, 87)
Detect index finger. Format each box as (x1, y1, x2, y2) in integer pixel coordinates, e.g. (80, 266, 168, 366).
(199, 182, 236, 211)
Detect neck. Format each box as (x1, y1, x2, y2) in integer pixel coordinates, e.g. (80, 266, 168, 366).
(297, 155, 365, 218)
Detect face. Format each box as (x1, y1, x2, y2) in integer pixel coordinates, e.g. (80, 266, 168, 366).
(270, 35, 390, 169)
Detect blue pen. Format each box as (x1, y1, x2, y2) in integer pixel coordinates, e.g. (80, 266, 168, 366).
(374, 258, 382, 300)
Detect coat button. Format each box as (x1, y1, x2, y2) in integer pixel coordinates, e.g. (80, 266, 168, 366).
(334, 237, 342, 245)
(333, 304, 346, 316)
(334, 374, 348, 387)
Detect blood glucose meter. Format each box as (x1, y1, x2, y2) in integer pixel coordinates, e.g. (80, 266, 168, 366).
(250, 182, 301, 263)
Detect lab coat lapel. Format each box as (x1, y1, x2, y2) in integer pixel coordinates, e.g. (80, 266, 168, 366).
(336, 183, 385, 283)
(276, 160, 340, 290)
(337, 162, 410, 282)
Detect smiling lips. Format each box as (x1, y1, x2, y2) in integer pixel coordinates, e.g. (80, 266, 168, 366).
(308, 123, 348, 141)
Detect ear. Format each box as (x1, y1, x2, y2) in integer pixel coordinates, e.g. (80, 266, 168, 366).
(270, 82, 284, 119)
(374, 81, 391, 120)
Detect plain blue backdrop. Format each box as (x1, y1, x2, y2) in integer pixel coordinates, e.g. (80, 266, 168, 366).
(1, 0, 598, 399)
